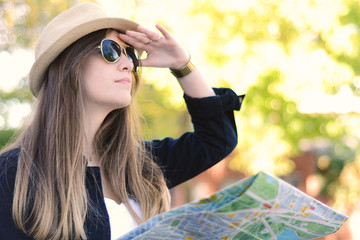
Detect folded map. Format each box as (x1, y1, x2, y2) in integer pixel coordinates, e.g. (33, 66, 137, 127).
(118, 171, 348, 240)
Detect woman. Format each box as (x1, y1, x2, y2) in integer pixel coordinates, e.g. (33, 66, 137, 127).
(0, 2, 244, 240)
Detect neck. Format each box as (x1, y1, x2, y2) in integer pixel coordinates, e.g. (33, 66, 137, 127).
(83, 107, 109, 166)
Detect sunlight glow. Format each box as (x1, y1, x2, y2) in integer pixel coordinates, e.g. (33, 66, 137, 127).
(0, 49, 33, 92)
(299, 85, 360, 114)
(6, 101, 31, 128)
(326, 23, 360, 57)
(278, 0, 345, 32)
(98, 0, 135, 18)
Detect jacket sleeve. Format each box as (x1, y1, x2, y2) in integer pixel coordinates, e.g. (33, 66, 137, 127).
(148, 88, 245, 188)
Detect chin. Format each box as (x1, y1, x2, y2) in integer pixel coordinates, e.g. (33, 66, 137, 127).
(114, 95, 132, 109)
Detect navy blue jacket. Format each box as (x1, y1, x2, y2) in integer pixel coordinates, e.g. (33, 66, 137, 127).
(0, 88, 244, 240)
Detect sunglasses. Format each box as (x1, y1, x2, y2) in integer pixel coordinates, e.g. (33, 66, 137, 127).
(97, 39, 140, 72)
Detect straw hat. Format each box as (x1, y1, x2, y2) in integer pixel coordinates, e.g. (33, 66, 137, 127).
(29, 2, 141, 97)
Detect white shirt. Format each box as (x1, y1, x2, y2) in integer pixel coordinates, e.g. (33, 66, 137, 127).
(104, 198, 142, 240)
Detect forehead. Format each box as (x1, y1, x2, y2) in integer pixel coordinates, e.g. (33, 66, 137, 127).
(105, 29, 127, 45)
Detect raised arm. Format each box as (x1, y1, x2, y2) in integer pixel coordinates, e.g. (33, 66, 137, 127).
(147, 88, 244, 188)
(120, 24, 244, 188)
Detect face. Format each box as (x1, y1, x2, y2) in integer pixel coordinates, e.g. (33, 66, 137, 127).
(82, 30, 135, 115)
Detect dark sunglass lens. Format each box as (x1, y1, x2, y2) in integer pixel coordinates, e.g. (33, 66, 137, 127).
(126, 48, 140, 72)
(102, 40, 121, 62)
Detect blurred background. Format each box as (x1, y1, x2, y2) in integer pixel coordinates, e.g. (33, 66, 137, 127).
(1, 0, 359, 239)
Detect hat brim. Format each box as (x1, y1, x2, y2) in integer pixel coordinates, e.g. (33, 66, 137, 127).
(29, 17, 142, 96)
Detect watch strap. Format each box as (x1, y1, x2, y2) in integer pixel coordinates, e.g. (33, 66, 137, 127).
(170, 60, 196, 78)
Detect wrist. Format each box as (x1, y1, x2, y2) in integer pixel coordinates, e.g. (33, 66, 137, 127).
(170, 55, 196, 78)
(171, 54, 190, 70)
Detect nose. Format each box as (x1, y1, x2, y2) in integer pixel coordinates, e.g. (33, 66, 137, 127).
(117, 53, 134, 72)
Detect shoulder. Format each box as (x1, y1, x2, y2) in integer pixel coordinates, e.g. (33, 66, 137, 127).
(0, 148, 32, 239)
(0, 147, 21, 183)
(0, 148, 20, 208)
(0, 147, 21, 169)
(0, 147, 21, 158)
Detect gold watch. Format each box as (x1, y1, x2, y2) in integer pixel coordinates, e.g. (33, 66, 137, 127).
(170, 60, 196, 78)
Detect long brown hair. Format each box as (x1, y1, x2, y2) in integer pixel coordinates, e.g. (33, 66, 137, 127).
(2, 29, 170, 239)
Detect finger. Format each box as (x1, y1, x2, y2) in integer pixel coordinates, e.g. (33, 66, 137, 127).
(155, 24, 173, 40)
(137, 25, 163, 41)
(118, 33, 148, 49)
(124, 30, 151, 44)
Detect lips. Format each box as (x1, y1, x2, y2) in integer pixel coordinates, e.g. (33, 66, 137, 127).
(114, 78, 131, 85)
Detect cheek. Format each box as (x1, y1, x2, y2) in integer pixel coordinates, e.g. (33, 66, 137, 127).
(82, 58, 108, 94)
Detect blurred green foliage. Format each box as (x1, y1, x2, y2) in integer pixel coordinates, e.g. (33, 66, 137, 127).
(137, 81, 192, 140)
(0, 129, 16, 148)
(188, 0, 360, 207)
